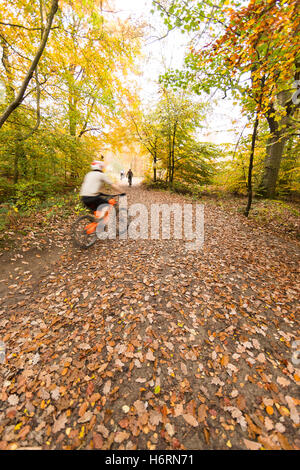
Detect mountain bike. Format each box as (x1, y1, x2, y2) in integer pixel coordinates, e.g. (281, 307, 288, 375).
(72, 194, 128, 249)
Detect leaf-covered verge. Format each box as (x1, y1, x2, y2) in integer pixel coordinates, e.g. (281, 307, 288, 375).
(0, 191, 82, 251)
(143, 180, 300, 241)
(0, 185, 299, 450)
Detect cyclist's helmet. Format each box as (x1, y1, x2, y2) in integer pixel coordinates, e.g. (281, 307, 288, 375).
(91, 160, 105, 171)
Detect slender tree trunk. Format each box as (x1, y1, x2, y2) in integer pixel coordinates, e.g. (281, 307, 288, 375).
(68, 95, 77, 137)
(170, 121, 177, 184)
(153, 152, 157, 182)
(0, 0, 59, 129)
(68, 68, 77, 138)
(167, 132, 172, 185)
(1, 36, 15, 103)
(244, 113, 259, 217)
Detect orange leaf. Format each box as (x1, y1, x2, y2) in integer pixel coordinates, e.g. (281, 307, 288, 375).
(221, 355, 229, 367)
(198, 404, 207, 423)
(79, 402, 88, 417)
(93, 432, 103, 449)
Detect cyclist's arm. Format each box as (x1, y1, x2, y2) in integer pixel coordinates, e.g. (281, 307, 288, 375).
(110, 183, 123, 193)
(101, 173, 123, 194)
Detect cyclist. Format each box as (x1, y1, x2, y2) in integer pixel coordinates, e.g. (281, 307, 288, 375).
(127, 169, 133, 187)
(80, 160, 124, 213)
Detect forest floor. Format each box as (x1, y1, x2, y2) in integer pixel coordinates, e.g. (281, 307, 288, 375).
(0, 184, 299, 450)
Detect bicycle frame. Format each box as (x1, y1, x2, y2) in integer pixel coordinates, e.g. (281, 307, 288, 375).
(84, 195, 120, 235)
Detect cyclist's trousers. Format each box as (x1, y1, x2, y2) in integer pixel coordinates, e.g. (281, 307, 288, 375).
(81, 194, 110, 212)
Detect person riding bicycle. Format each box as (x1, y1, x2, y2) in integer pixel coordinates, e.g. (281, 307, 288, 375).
(80, 160, 124, 213)
(127, 169, 133, 187)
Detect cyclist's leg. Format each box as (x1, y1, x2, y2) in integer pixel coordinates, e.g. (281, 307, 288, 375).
(81, 196, 98, 212)
(81, 195, 109, 216)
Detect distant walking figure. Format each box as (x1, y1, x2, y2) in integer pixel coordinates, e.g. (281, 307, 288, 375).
(127, 169, 133, 187)
(120, 170, 125, 180)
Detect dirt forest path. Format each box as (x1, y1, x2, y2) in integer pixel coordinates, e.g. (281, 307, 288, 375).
(0, 185, 299, 450)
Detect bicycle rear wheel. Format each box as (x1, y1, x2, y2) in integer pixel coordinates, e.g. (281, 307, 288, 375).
(72, 214, 97, 248)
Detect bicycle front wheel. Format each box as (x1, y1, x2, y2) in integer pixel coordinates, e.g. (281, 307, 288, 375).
(72, 215, 97, 249)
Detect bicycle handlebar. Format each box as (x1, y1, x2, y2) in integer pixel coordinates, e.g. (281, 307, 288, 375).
(99, 193, 126, 197)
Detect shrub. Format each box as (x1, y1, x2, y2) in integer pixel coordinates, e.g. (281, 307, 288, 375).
(14, 180, 48, 211)
(0, 177, 15, 203)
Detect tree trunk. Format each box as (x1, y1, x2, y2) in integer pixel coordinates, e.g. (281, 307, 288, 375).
(259, 130, 288, 198)
(244, 113, 259, 217)
(153, 153, 157, 182)
(259, 89, 293, 198)
(68, 69, 77, 137)
(170, 121, 177, 184)
(1, 36, 15, 103)
(69, 96, 77, 137)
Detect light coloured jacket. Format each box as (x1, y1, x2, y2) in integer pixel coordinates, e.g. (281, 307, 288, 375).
(80, 171, 112, 197)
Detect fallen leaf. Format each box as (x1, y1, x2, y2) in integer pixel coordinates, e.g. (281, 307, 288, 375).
(103, 380, 111, 395)
(257, 353, 266, 363)
(183, 414, 198, 427)
(52, 413, 67, 434)
(134, 400, 145, 415)
(174, 404, 183, 417)
(93, 432, 103, 449)
(149, 410, 162, 426)
(79, 402, 88, 417)
(7, 395, 19, 406)
(146, 350, 155, 361)
(114, 431, 130, 443)
(276, 376, 290, 387)
(264, 417, 274, 431)
(78, 411, 93, 423)
(165, 423, 175, 437)
(198, 404, 207, 423)
(96, 424, 109, 438)
(181, 363, 188, 375)
(285, 395, 299, 424)
(243, 438, 262, 450)
(221, 355, 229, 367)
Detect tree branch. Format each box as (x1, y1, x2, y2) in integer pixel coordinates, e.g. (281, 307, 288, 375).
(0, 0, 59, 129)
(78, 127, 102, 138)
(0, 21, 59, 31)
(16, 70, 41, 141)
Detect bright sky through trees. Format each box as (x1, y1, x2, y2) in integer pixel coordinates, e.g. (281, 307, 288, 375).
(114, 0, 248, 145)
